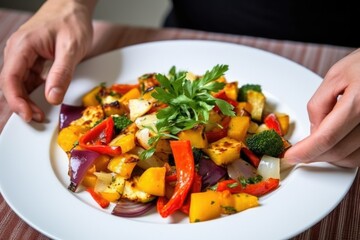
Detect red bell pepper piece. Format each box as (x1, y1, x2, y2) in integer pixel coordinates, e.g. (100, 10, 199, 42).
(86, 187, 110, 208)
(215, 178, 280, 197)
(216, 179, 243, 194)
(264, 113, 282, 136)
(180, 172, 202, 215)
(165, 173, 177, 182)
(241, 178, 280, 196)
(157, 140, 195, 218)
(110, 83, 139, 95)
(79, 117, 122, 156)
(241, 148, 261, 168)
(156, 195, 168, 214)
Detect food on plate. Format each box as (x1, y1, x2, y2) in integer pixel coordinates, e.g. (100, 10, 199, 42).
(57, 64, 292, 223)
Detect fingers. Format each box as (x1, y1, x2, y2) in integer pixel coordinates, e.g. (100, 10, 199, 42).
(285, 87, 360, 166)
(306, 79, 338, 133)
(332, 148, 360, 168)
(283, 49, 360, 168)
(284, 65, 360, 168)
(288, 123, 360, 167)
(45, 39, 81, 105)
(0, 43, 44, 122)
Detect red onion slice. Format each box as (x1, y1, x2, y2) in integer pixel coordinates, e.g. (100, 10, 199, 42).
(198, 157, 227, 189)
(227, 158, 257, 181)
(59, 103, 85, 130)
(112, 200, 155, 217)
(68, 149, 100, 192)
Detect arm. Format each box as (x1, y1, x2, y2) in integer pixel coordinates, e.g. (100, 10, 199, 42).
(284, 48, 360, 168)
(0, 0, 97, 122)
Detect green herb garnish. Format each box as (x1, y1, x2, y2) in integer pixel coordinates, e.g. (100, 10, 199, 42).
(112, 115, 132, 134)
(239, 175, 263, 187)
(140, 64, 235, 160)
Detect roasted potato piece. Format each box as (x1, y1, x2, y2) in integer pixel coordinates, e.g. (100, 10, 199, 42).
(247, 90, 265, 122)
(202, 136, 244, 166)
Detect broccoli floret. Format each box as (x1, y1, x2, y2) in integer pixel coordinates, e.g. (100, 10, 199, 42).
(245, 129, 284, 157)
(237, 84, 262, 102)
(112, 115, 132, 134)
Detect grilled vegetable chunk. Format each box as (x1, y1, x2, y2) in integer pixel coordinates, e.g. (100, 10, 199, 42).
(71, 105, 104, 128)
(247, 90, 265, 122)
(202, 137, 244, 166)
(122, 176, 156, 203)
(178, 124, 208, 148)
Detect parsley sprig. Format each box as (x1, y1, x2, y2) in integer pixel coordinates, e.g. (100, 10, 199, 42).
(140, 64, 235, 160)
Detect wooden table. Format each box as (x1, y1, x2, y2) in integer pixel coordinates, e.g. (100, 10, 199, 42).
(0, 8, 359, 240)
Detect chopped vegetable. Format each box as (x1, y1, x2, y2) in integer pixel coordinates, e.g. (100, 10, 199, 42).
(264, 113, 282, 135)
(257, 155, 281, 180)
(86, 187, 110, 208)
(78, 117, 122, 156)
(240, 178, 280, 196)
(189, 190, 222, 223)
(198, 156, 227, 189)
(246, 129, 284, 157)
(58, 103, 85, 130)
(112, 200, 155, 217)
(112, 115, 132, 134)
(68, 149, 100, 192)
(157, 140, 195, 218)
(237, 84, 262, 102)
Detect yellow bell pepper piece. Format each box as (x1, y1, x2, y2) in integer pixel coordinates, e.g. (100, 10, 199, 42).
(189, 191, 222, 223)
(219, 190, 236, 214)
(82, 85, 102, 107)
(137, 167, 166, 196)
(57, 125, 88, 153)
(232, 193, 259, 212)
(219, 190, 259, 214)
(100, 191, 121, 202)
(119, 87, 141, 105)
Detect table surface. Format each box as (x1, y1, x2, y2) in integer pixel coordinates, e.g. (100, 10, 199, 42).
(0, 8, 359, 240)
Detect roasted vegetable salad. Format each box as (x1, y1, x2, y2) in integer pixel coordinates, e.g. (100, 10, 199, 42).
(57, 64, 292, 223)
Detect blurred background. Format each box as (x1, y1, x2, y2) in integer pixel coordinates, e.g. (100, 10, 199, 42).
(0, 0, 171, 28)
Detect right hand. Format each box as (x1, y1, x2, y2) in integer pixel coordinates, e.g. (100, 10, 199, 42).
(0, 0, 97, 122)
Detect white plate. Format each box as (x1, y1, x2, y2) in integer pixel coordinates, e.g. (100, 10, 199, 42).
(0, 40, 357, 240)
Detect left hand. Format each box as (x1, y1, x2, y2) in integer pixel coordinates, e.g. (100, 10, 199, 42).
(284, 48, 360, 168)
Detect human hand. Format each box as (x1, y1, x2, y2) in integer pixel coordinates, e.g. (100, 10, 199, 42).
(0, 0, 97, 122)
(284, 48, 360, 168)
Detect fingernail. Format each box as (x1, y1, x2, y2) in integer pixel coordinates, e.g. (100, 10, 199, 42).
(48, 87, 63, 104)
